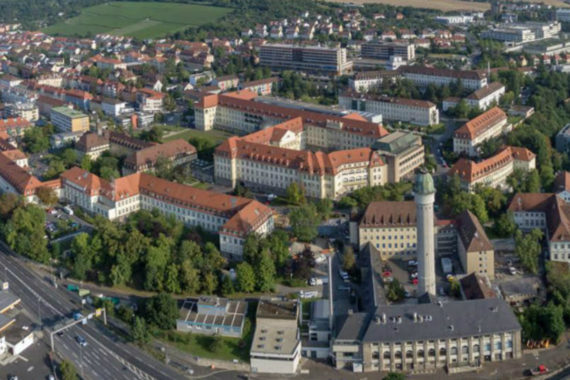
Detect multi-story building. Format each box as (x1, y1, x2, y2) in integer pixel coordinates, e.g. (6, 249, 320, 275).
(361, 40, 415, 61)
(349, 70, 398, 93)
(238, 77, 278, 96)
(259, 44, 353, 75)
(456, 210, 495, 279)
(136, 89, 164, 113)
(481, 27, 535, 43)
(6, 103, 39, 122)
(448, 146, 536, 191)
(122, 139, 197, 175)
(399, 66, 487, 90)
(101, 98, 128, 117)
(50, 106, 90, 133)
(332, 299, 521, 373)
(453, 107, 509, 156)
(372, 131, 425, 183)
(250, 300, 301, 374)
(75, 132, 110, 160)
(464, 82, 505, 110)
(214, 118, 388, 199)
(195, 90, 388, 151)
(59, 167, 274, 258)
(508, 193, 570, 264)
(339, 91, 439, 126)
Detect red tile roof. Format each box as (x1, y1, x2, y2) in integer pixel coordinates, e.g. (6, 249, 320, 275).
(0, 153, 42, 195)
(454, 107, 507, 140)
(448, 146, 534, 184)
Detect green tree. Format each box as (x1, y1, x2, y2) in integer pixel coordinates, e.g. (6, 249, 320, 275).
(208, 335, 224, 353)
(36, 186, 58, 206)
(494, 211, 517, 237)
(315, 199, 333, 220)
(526, 169, 541, 193)
(180, 259, 200, 294)
(70, 233, 97, 280)
(255, 249, 275, 292)
(45, 158, 66, 179)
(285, 182, 306, 205)
(386, 279, 405, 302)
(131, 316, 150, 345)
(164, 264, 181, 294)
(80, 155, 92, 171)
(142, 293, 178, 330)
(514, 229, 543, 274)
(383, 373, 406, 380)
(0, 193, 21, 220)
(289, 203, 319, 242)
(201, 272, 219, 294)
(61, 148, 78, 167)
(23, 127, 50, 153)
(342, 246, 356, 272)
(519, 303, 565, 343)
(221, 275, 234, 296)
(60, 359, 78, 380)
(236, 262, 256, 293)
(3, 204, 49, 263)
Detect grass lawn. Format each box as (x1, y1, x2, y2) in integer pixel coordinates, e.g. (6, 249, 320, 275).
(156, 302, 256, 362)
(43, 2, 231, 38)
(162, 127, 233, 145)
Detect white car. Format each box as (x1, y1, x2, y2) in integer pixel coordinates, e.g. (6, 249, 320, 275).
(309, 277, 323, 286)
(315, 254, 327, 264)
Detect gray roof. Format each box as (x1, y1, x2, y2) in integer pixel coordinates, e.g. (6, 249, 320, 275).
(336, 298, 520, 343)
(0, 290, 20, 313)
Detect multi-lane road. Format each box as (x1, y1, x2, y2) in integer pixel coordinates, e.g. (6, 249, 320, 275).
(0, 242, 185, 380)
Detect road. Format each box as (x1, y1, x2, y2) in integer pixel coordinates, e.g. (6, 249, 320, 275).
(0, 243, 186, 380)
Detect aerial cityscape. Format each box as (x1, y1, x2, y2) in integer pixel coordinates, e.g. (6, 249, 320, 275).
(0, 0, 569, 379)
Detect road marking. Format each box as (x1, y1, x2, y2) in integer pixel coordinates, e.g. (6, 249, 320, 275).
(27, 366, 34, 372)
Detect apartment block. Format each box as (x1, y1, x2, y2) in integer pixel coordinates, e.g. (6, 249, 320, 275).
(339, 91, 439, 126)
(464, 82, 505, 110)
(361, 40, 415, 61)
(448, 146, 535, 191)
(349, 70, 398, 93)
(50, 106, 89, 133)
(399, 66, 487, 90)
(259, 44, 353, 75)
(59, 167, 274, 258)
(453, 107, 509, 157)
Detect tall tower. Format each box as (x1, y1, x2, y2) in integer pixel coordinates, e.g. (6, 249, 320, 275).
(415, 169, 436, 296)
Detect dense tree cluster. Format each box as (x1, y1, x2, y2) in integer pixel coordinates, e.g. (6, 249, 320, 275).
(338, 182, 413, 212)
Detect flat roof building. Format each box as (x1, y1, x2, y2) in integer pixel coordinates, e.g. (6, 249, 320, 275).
(259, 44, 353, 75)
(50, 106, 89, 133)
(176, 297, 247, 338)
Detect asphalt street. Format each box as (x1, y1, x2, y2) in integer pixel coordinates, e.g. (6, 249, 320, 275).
(0, 242, 185, 380)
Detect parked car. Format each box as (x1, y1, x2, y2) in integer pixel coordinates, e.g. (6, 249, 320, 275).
(315, 254, 327, 264)
(529, 365, 549, 376)
(63, 206, 74, 216)
(309, 277, 323, 286)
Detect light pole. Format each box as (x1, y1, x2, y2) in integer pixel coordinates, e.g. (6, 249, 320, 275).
(37, 297, 42, 328)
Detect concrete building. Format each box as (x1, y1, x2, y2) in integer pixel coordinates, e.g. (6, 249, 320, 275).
(453, 107, 509, 157)
(50, 106, 90, 133)
(415, 170, 436, 296)
(259, 44, 353, 75)
(508, 193, 570, 264)
(448, 146, 535, 191)
(373, 131, 425, 183)
(6, 102, 39, 122)
(399, 66, 487, 90)
(302, 299, 332, 360)
(59, 167, 274, 258)
(101, 98, 128, 117)
(481, 27, 536, 43)
(250, 300, 301, 374)
(238, 77, 278, 96)
(456, 210, 495, 279)
(556, 8, 570, 22)
(332, 299, 522, 373)
(176, 297, 247, 338)
(339, 91, 439, 126)
(361, 40, 415, 61)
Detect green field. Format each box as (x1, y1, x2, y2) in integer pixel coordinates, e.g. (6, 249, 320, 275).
(43, 2, 231, 39)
